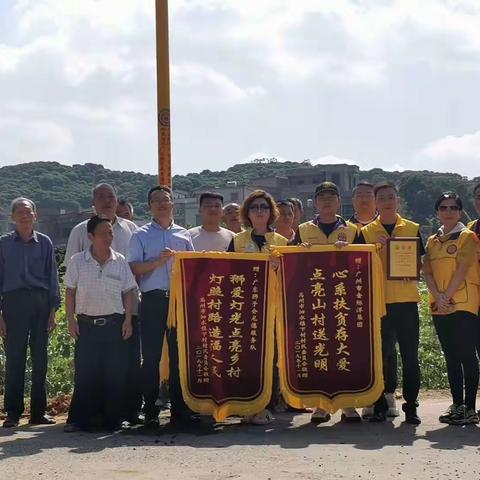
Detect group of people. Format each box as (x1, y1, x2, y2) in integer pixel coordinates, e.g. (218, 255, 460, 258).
(1, 179, 480, 430)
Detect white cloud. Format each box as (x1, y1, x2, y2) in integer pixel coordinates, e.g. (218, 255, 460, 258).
(171, 63, 266, 104)
(421, 130, 480, 160)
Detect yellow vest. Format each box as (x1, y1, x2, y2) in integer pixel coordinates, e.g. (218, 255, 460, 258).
(361, 214, 420, 304)
(233, 228, 288, 253)
(425, 229, 480, 315)
(298, 217, 357, 245)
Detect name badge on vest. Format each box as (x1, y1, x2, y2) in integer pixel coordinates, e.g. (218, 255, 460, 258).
(245, 242, 257, 253)
(337, 229, 347, 242)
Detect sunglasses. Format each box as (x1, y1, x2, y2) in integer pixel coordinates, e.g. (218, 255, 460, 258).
(249, 204, 270, 212)
(438, 205, 461, 212)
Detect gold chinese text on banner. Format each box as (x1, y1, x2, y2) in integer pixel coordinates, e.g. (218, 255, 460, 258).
(169, 252, 276, 421)
(275, 245, 385, 412)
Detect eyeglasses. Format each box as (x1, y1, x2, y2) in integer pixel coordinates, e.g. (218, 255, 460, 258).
(249, 204, 270, 212)
(438, 205, 461, 212)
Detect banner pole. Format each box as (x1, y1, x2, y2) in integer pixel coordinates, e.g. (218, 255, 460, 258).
(155, 0, 172, 186)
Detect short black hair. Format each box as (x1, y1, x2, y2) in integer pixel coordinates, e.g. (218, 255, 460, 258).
(87, 215, 112, 234)
(374, 181, 398, 197)
(277, 200, 294, 210)
(148, 185, 172, 204)
(199, 192, 224, 206)
(353, 181, 374, 194)
(287, 198, 303, 212)
(473, 183, 480, 195)
(434, 191, 463, 211)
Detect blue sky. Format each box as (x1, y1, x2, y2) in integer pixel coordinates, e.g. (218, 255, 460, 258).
(1, 0, 480, 177)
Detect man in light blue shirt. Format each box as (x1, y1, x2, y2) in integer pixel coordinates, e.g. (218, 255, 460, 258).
(128, 185, 195, 427)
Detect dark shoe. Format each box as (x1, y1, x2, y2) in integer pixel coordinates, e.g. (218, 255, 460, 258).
(310, 409, 331, 424)
(439, 404, 459, 424)
(126, 415, 144, 426)
(402, 402, 421, 425)
(170, 411, 201, 425)
(341, 413, 362, 423)
(64, 423, 82, 433)
(29, 415, 56, 425)
(144, 415, 160, 428)
(2, 417, 19, 428)
(368, 406, 387, 423)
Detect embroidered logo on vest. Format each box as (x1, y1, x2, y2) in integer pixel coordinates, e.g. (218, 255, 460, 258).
(446, 244, 457, 255)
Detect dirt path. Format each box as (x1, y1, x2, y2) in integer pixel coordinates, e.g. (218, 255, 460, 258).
(1, 397, 479, 480)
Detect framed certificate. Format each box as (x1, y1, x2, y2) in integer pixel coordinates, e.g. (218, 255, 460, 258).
(386, 237, 420, 281)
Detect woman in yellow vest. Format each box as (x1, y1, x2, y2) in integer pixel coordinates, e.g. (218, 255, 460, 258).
(467, 182, 480, 361)
(423, 192, 480, 425)
(228, 190, 288, 425)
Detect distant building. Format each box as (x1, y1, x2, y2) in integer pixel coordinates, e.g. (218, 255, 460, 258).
(249, 164, 360, 219)
(37, 207, 94, 246)
(174, 183, 255, 227)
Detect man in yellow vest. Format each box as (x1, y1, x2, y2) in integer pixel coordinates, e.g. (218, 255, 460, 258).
(467, 182, 480, 367)
(293, 181, 359, 423)
(358, 182, 423, 424)
(349, 181, 378, 234)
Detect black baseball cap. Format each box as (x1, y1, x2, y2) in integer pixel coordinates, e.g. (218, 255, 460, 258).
(315, 181, 340, 197)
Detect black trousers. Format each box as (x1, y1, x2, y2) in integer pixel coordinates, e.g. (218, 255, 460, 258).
(381, 302, 421, 405)
(140, 291, 187, 418)
(69, 314, 128, 429)
(2, 289, 50, 420)
(433, 311, 479, 410)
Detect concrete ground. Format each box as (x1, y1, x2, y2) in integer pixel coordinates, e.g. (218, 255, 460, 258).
(1, 397, 479, 480)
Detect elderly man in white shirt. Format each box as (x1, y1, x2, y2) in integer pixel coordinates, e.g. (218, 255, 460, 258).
(64, 216, 137, 432)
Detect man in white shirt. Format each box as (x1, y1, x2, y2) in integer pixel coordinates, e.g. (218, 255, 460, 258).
(64, 216, 137, 432)
(65, 183, 136, 265)
(65, 183, 141, 425)
(189, 193, 234, 251)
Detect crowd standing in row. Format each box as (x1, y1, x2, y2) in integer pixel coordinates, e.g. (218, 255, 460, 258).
(1, 180, 480, 430)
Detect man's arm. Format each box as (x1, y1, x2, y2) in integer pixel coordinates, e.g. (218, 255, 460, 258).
(65, 288, 79, 339)
(127, 233, 174, 276)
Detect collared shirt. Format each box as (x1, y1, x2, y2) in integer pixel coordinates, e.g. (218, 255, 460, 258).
(127, 220, 194, 293)
(0, 230, 61, 311)
(65, 216, 137, 266)
(188, 226, 234, 252)
(64, 248, 137, 316)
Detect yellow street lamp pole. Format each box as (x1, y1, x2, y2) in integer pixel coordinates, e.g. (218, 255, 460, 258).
(155, 0, 171, 186)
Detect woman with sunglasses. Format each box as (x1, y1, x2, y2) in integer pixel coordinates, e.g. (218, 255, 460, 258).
(228, 190, 288, 425)
(423, 192, 480, 425)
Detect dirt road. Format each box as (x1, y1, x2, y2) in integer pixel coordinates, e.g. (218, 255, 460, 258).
(1, 397, 479, 480)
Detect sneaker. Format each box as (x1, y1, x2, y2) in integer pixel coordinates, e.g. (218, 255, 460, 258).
(446, 405, 479, 425)
(439, 404, 459, 424)
(29, 414, 56, 425)
(385, 393, 400, 417)
(310, 408, 331, 424)
(361, 406, 374, 419)
(242, 409, 274, 425)
(341, 408, 362, 423)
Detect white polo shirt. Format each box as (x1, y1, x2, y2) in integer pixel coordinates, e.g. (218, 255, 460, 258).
(65, 216, 139, 314)
(65, 248, 137, 317)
